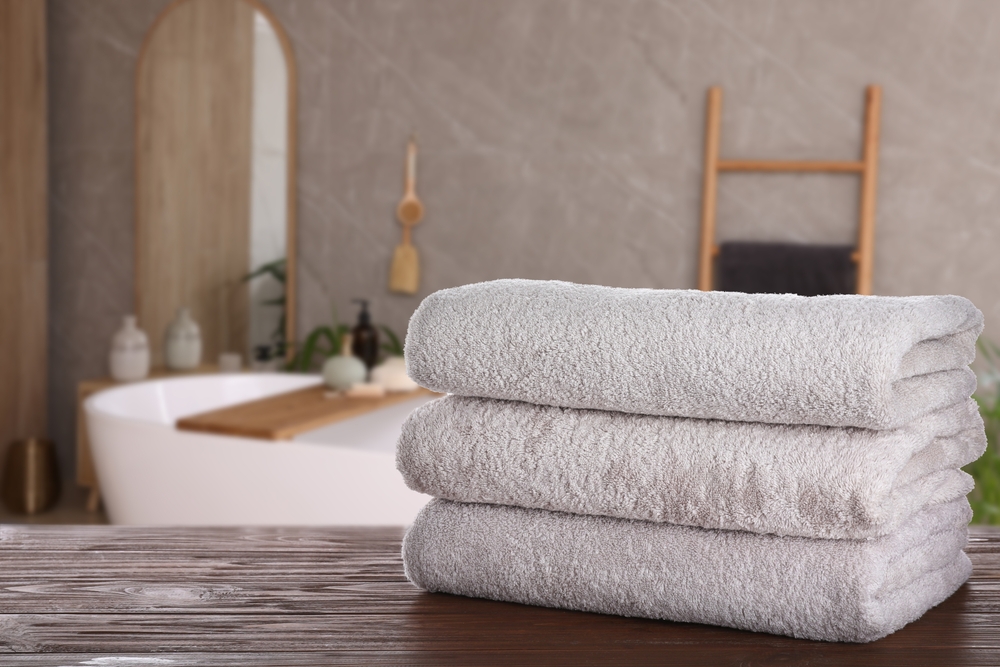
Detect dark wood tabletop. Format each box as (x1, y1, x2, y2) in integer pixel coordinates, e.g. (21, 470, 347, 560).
(2, 524, 999, 666)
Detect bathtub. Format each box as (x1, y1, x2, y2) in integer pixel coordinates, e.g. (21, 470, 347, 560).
(84, 373, 436, 525)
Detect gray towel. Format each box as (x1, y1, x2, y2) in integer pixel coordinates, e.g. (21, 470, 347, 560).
(405, 280, 982, 429)
(397, 396, 985, 540)
(717, 242, 857, 296)
(402, 497, 972, 643)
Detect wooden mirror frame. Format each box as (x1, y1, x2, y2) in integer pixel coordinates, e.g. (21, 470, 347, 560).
(134, 0, 298, 363)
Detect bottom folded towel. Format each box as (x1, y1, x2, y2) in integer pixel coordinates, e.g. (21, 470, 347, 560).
(403, 498, 972, 643)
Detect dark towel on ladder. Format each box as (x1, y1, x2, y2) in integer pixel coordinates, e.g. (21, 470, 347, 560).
(717, 242, 857, 296)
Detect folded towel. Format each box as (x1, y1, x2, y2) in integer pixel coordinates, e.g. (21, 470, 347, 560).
(398, 396, 985, 540)
(405, 280, 982, 429)
(717, 242, 857, 296)
(403, 497, 972, 643)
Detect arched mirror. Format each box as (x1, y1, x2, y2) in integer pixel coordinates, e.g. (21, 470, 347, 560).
(135, 0, 296, 368)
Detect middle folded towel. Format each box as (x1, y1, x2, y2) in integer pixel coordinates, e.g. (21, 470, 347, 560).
(398, 396, 985, 540)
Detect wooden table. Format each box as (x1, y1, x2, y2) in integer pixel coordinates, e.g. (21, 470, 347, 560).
(2, 525, 999, 666)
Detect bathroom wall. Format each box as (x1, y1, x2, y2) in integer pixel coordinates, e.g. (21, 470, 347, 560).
(49, 0, 1000, 478)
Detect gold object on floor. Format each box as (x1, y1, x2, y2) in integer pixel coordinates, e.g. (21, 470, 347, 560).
(2, 438, 60, 515)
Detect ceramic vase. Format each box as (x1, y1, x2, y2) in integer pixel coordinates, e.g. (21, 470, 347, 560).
(165, 307, 202, 371)
(109, 315, 150, 382)
(323, 334, 367, 391)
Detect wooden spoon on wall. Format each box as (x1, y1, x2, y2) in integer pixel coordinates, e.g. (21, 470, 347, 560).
(389, 138, 423, 294)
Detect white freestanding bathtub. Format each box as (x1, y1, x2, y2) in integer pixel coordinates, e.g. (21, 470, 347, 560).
(84, 374, 436, 525)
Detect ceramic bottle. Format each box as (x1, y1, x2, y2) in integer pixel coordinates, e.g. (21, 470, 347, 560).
(109, 315, 150, 382)
(323, 333, 367, 391)
(165, 307, 202, 371)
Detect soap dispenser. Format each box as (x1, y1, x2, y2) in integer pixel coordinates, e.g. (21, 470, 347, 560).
(351, 299, 380, 371)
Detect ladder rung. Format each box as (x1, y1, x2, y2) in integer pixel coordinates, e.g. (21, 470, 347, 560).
(718, 159, 864, 173)
(713, 246, 861, 261)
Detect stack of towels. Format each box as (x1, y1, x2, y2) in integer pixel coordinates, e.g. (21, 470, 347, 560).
(397, 279, 987, 643)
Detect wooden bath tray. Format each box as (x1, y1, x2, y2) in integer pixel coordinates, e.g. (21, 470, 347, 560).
(176, 385, 439, 441)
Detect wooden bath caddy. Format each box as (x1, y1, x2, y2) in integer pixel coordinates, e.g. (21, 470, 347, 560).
(176, 385, 440, 441)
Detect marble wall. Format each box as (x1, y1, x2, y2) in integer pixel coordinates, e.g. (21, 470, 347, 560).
(49, 0, 1000, 478)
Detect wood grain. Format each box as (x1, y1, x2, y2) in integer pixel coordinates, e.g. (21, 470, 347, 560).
(697, 86, 721, 292)
(136, 0, 254, 366)
(135, 0, 299, 366)
(717, 159, 864, 172)
(176, 386, 438, 440)
(698, 86, 881, 296)
(1, 525, 999, 664)
(855, 85, 882, 296)
(0, 0, 48, 463)
(389, 139, 423, 295)
(74, 382, 102, 509)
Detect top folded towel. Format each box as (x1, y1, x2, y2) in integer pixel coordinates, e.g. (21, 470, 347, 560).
(406, 280, 983, 429)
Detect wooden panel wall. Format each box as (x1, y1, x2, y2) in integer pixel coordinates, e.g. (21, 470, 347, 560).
(0, 0, 48, 460)
(135, 0, 254, 366)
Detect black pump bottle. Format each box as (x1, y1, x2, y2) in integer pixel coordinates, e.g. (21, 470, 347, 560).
(351, 299, 380, 371)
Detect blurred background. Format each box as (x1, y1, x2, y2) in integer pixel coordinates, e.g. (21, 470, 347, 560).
(3, 0, 1000, 524)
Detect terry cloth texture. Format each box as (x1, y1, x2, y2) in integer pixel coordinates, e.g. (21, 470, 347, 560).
(402, 497, 973, 643)
(397, 396, 985, 540)
(404, 279, 982, 429)
(717, 242, 857, 296)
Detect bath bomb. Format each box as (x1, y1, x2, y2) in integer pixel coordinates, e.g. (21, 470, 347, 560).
(372, 356, 419, 392)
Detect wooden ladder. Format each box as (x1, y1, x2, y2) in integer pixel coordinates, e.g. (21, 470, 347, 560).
(697, 85, 882, 294)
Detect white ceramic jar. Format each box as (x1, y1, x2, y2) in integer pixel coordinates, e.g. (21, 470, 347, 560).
(109, 315, 151, 382)
(323, 334, 367, 391)
(165, 307, 202, 371)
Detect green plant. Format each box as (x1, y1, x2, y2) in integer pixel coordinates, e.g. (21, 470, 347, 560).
(968, 393, 1000, 524)
(286, 307, 404, 372)
(380, 325, 404, 357)
(287, 322, 351, 372)
(244, 258, 287, 361)
(967, 338, 1000, 524)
